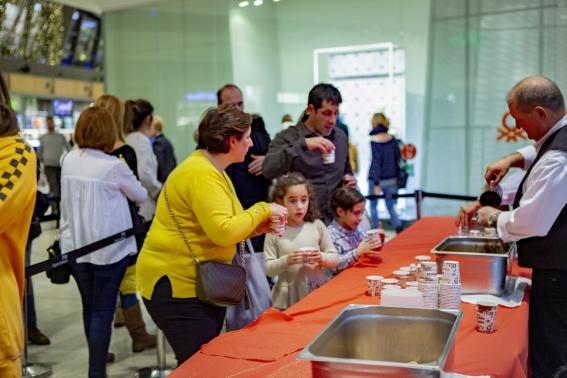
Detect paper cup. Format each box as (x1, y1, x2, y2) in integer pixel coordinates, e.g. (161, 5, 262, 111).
(299, 246, 318, 265)
(393, 270, 410, 288)
(366, 275, 384, 296)
(322, 149, 335, 164)
(476, 301, 497, 333)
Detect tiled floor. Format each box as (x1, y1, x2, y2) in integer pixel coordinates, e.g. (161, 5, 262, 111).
(25, 221, 176, 378)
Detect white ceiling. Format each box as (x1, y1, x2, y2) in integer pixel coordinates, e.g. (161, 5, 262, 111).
(56, 0, 162, 15)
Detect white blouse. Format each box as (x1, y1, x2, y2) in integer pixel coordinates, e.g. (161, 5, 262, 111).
(59, 149, 148, 265)
(125, 131, 162, 221)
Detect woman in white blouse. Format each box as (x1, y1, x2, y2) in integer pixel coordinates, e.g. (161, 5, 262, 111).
(124, 99, 162, 221)
(60, 106, 147, 378)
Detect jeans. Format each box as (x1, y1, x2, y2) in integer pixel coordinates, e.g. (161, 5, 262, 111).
(529, 269, 567, 378)
(44, 166, 61, 198)
(70, 257, 128, 378)
(368, 178, 402, 230)
(143, 276, 226, 366)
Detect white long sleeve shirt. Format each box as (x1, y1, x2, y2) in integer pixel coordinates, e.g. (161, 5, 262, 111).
(497, 115, 567, 243)
(60, 149, 148, 265)
(125, 132, 163, 220)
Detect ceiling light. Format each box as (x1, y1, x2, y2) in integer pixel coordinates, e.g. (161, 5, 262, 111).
(273, 0, 280, 2)
(253, 0, 263, 6)
(238, 1, 249, 7)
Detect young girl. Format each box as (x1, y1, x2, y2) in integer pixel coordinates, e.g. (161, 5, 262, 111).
(264, 172, 339, 310)
(328, 187, 382, 273)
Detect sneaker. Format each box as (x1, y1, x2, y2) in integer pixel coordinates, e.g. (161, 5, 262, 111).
(28, 327, 50, 345)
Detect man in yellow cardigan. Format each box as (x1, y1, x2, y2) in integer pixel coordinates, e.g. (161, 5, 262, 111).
(0, 79, 37, 377)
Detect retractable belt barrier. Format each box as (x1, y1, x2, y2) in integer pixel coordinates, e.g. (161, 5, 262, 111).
(366, 190, 476, 202)
(28, 190, 476, 278)
(25, 222, 150, 278)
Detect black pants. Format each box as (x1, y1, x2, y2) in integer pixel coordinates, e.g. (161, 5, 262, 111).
(529, 269, 567, 378)
(44, 166, 61, 198)
(143, 276, 226, 366)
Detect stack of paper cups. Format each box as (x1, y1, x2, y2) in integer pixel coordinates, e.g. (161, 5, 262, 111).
(417, 261, 439, 308)
(439, 260, 461, 310)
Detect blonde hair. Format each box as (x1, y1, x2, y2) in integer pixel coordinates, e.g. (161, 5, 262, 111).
(152, 115, 164, 133)
(371, 112, 390, 129)
(95, 94, 124, 142)
(74, 107, 116, 153)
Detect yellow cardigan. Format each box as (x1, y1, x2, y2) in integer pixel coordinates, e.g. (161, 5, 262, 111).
(136, 150, 271, 299)
(0, 135, 36, 374)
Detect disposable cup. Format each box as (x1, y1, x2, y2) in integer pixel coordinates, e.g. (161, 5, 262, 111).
(476, 301, 497, 333)
(366, 275, 384, 296)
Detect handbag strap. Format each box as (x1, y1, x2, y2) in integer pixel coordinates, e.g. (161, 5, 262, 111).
(163, 183, 246, 267)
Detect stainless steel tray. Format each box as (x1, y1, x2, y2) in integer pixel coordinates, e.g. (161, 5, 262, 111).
(298, 305, 462, 378)
(431, 236, 514, 295)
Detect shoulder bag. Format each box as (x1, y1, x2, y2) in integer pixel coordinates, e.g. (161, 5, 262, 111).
(163, 184, 247, 307)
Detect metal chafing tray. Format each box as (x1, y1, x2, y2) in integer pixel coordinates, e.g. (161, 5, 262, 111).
(298, 305, 462, 378)
(431, 236, 514, 295)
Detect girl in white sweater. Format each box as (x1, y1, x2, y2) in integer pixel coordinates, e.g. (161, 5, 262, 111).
(264, 172, 338, 310)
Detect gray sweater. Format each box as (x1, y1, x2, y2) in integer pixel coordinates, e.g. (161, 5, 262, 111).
(38, 132, 70, 167)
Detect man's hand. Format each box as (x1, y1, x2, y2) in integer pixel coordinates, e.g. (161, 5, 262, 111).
(476, 206, 501, 227)
(305, 136, 335, 154)
(248, 154, 265, 176)
(374, 185, 382, 195)
(455, 200, 481, 228)
(342, 174, 357, 188)
(484, 152, 525, 186)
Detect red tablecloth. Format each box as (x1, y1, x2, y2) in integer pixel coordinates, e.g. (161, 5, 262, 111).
(171, 217, 531, 378)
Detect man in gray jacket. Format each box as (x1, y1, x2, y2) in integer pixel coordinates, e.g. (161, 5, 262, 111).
(263, 83, 356, 223)
(37, 116, 70, 198)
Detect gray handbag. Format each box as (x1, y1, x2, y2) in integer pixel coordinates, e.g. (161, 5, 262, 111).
(164, 185, 247, 307)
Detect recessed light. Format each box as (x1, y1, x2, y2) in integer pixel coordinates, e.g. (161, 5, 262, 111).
(253, 0, 263, 6)
(238, 1, 249, 7)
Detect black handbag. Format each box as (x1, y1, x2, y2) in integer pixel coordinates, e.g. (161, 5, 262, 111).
(397, 167, 409, 189)
(164, 185, 247, 307)
(45, 239, 71, 284)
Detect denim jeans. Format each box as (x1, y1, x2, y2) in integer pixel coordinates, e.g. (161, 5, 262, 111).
(70, 257, 128, 378)
(368, 178, 402, 230)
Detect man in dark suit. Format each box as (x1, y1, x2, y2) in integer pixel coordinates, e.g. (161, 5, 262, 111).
(218, 84, 272, 252)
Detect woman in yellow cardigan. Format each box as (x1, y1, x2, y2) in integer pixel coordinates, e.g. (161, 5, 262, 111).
(136, 104, 287, 364)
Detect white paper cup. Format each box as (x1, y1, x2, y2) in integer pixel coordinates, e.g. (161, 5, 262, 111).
(381, 278, 399, 287)
(322, 149, 335, 164)
(366, 275, 384, 296)
(299, 246, 318, 264)
(393, 270, 410, 288)
(476, 301, 497, 333)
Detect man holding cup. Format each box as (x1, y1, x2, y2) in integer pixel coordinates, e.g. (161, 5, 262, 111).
(457, 76, 567, 377)
(263, 84, 356, 223)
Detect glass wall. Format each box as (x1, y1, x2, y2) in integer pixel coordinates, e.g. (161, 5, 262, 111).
(423, 0, 567, 214)
(103, 0, 431, 202)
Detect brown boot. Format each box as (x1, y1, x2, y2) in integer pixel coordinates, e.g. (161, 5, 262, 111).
(122, 302, 157, 353)
(114, 306, 125, 328)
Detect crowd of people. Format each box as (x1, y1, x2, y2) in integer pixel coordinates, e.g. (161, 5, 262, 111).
(3, 70, 566, 378)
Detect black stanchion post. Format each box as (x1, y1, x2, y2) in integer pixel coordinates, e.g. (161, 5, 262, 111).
(414, 190, 423, 220)
(136, 329, 173, 378)
(22, 276, 52, 378)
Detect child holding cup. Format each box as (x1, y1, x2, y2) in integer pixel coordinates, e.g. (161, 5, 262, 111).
(264, 173, 339, 310)
(327, 187, 382, 273)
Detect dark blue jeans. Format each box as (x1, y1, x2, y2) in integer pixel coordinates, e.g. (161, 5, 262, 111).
(70, 257, 128, 378)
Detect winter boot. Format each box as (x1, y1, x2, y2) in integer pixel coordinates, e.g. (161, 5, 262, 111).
(123, 302, 157, 353)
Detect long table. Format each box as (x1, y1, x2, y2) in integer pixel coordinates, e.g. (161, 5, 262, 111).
(171, 217, 531, 378)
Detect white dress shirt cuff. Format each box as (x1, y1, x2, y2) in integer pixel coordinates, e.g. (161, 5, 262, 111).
(496, 210, 513, 243)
